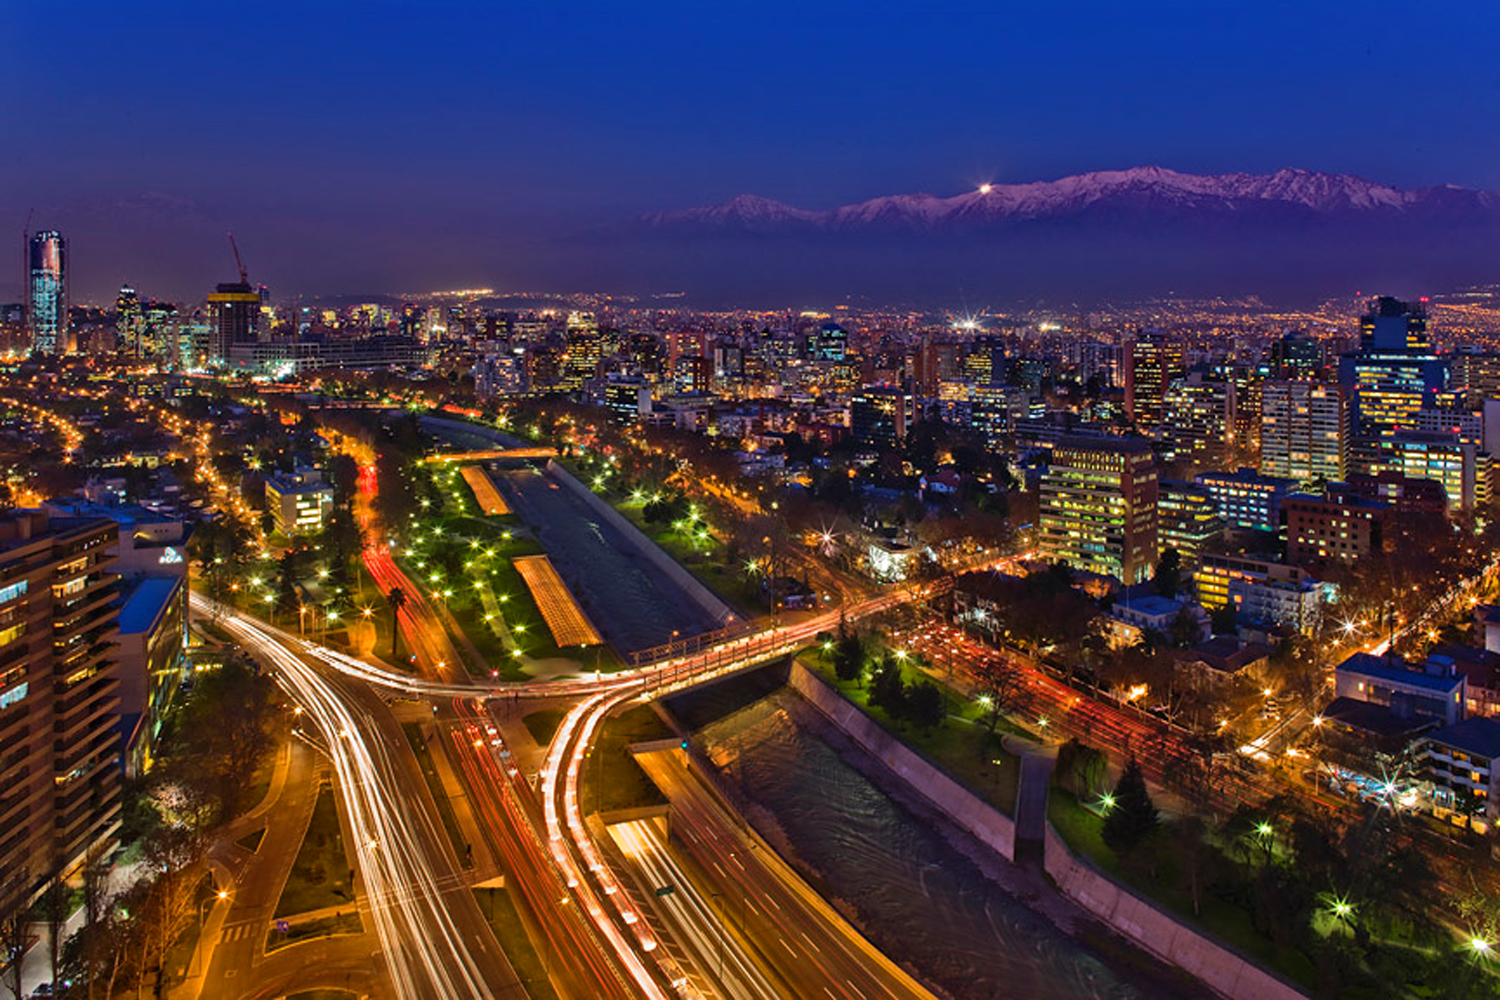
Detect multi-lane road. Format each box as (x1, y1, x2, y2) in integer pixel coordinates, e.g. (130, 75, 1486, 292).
(203, 597, 523, 999)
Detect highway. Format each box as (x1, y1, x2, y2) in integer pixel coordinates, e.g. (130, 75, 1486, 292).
(446, 694, 643, 999)
(203, 596, 521, 999)
(630, 748, 938, 1000)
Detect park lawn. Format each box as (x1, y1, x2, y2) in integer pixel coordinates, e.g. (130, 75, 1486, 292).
(523, 708, 566, 748)
(582, 704, 671, 814)
(615, 500, 769, 616)
(473, 886, 560, 1000)
(807, 657, 1020, 816)
(1047, 789, 1318, 990)
(401, 722, 472, 869)
(275, 785, 355, 917)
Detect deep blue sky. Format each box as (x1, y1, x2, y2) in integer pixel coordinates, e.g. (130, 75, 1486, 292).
(3, 1, 1497, 301)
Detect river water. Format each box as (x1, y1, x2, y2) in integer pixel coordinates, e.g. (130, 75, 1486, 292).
(696, 688, 1205, 1000)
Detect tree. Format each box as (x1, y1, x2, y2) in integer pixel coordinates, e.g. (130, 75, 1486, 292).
(387, 586, 407, 657)
(976, 662, 1022, 733)
(832, 632, 864, 683)
(1054, 739, 1108, 798)
(1102, 757, 1158, 854)
(158, 658, 277, 825)
(1172, 814, 1212, 917)
(868, 656, 907, 718)
(41, 875, 69, 991)
(1154, 547, 1182, 598)
(1210, 602, 1238, 635)
(2, 904, 24, 1000)
(139, 826, 204, 998)
(907, 682, 947, 731)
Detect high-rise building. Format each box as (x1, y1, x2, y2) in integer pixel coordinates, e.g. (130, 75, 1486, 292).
(1356, 432, 1487, 511)
(1163, 375, 1236, 467)
(1453, 349, 1500, 407)
(0, 511, 121, 916)
(1194, 468, 1296, 532)
(850, 387, 915, 449)
(1359, 296, 1430, 352)
(561, 312, 602, 390)
(1124, 333, 1185, 428)
(1157, 480, 1226, 566)
(673, 355, 711, 395)
(1283, 491, 1387, 569)
(1338, 297, 1453, 437)
(207, 281, 261, 363)
(26, 230, 68, 355)
(1270, 330, 1325, 380)
(1038, 436, 1159, 584)
(116, 286, 142, 356)
(811, 322, 847, 362)
(141, 300, 179, 363)
(1259, 381, 1347, 485)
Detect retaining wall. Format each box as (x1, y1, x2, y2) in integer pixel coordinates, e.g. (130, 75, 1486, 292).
(786, 661, 1016, 861)
(1041, 823, 1308, 999)
(545, 460, 736, 625)
(789, 660, 1308, 1000)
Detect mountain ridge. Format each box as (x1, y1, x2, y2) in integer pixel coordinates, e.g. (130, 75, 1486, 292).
(637, 166, 1500, 233)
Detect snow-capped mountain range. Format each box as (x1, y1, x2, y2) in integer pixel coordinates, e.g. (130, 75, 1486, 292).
(637, 166, 1500, 234)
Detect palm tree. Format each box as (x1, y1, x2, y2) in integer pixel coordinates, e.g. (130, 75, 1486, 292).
(386, 586, 407, 658)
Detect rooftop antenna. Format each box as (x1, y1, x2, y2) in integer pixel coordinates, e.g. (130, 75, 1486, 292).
(227, 231, 248, 284)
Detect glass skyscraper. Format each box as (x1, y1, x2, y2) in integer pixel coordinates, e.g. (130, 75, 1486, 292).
(26, 230, 67, 355)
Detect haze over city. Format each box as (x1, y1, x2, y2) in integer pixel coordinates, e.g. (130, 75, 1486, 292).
(5, 2, 1500, 303)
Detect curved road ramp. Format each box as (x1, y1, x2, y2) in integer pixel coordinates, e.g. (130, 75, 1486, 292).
(513, 554, 603, 647)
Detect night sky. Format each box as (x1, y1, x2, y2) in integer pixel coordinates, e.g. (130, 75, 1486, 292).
(4, 1, 1498, 302)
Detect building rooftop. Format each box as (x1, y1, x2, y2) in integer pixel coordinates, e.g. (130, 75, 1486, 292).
(1336, 651, 1463, 693)
(1115, 594, 1181, 618)
(1426, 716, 1500, 759)
(1321, 696, 1433, 739)
(119, 576, 182, 636)
(1195, 468, 1296, 488)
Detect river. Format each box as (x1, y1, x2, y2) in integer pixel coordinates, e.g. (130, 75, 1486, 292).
(694, 686, 1205, 1000)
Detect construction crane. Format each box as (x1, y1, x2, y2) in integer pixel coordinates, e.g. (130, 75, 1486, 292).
(227, 231, 248, 284)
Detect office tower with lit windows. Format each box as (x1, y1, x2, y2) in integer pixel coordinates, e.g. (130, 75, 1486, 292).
(850, 387, 916, 449)
(207, 281, 261, 363)
(561, 312, 602, 390)
(1270, 330, 1325, 379)
(116, 285, 142, 356)
(26, 230, 68, 355)
(1163, 374, 1236, 467)
(1194, 467, 1296, 532)
(1453, 349, 1500, 407)
(1260, 381, 1347, 485)
(811, 321, 847, 362)
(0, 511, 121, 917)
(673, 354, 711, 394)
(1124, 333, 1185, 428)
(1157, 480, 1226, 566)
(1038, 436, 1159, 584)
(1338, 297, 1453, 437)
